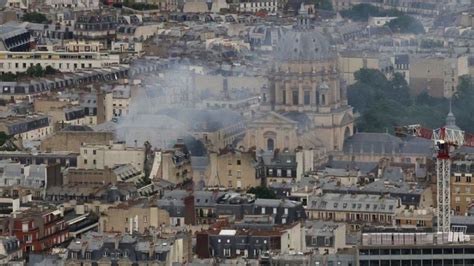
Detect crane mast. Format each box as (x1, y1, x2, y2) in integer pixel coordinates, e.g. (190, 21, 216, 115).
(395, 125, 470, 233)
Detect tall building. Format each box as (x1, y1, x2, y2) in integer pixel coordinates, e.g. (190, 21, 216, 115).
(243, 13, 354, 152)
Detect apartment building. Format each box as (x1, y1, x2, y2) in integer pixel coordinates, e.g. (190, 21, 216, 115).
(237, 0, 278, 13)
(45, 0, 100, 9)
(359, 231, 474, 266)
(0, 50, 120, 74)
(100, 199, 170, 234)
(409, 54, 469, 98)
(0, 24, 33, 52)
(112, 86, 131, 117)
(307, 193, 402, 229)
(10, 207, 68, 253)
(451, 160, 474, 215)
(78, 142, 146, 171)
(207, 148, 259, 190)
(196, 222, 303, 259)
(0, 115, 52, 141)
(66, 231, 192, 265)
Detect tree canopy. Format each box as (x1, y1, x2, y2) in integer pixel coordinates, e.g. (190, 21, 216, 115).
(347, 69, 454, 133)
(387, 15, 425, 34)
(247, 186, 277, 199)
(21, 12, 48, 24)
(340, 4, 402, 21)
(0, 72, 17, 82)
(314, 0, 333, 11)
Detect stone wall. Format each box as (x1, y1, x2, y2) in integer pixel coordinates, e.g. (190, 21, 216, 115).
(40, 131, 114, 153)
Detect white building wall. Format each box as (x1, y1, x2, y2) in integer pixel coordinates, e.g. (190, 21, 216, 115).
(0, 51, 120, 74)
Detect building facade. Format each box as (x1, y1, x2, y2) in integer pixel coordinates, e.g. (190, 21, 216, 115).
(243, 19, 354, 152)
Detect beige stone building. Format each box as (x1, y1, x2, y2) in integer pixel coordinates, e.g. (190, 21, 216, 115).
(451, 160, 474, 216)
(338, 52, 390, 85)
(100, 199, 170, 234)
(78, 142, 145, 171)
(242, 21, 354, 152)
(206, 148, 260, 190)
(40, 130, 114, 153)
(409, 54, 469, 98)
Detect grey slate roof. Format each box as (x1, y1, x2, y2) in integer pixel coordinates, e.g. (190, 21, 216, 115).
(343, 133, 432, 155)
(308, 193, 399, 214)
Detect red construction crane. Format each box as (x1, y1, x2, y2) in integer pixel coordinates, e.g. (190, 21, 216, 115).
(395, 125, 474, 233)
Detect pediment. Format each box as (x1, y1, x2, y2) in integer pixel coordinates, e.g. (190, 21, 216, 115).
(250, 111, 298, 126)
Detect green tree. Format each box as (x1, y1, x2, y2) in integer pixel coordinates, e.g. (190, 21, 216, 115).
(44, 65, 57, 75)
(21, 12, 48, 24)
(340, 4, 403, 21)
(247, 186, 277, 199)
(0, 72, 17, 82)
(387, 15, 425, 34)
(26, 64, 45, 77)
(314, 0, 333, 11)
(348, 68, 451, 133)
(0, 132, 10, 146)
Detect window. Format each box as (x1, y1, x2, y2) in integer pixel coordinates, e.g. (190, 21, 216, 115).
(277, 169, 282, 177)
(84, 159, 87, 164)
(467, 176, 472, 183)
(304, 91, 310, 105)
(282, 89, 286, 104)
(286, 169, 292, 177)
(284, 208, 288, 215)
(292, 90, 299, 105)
(237, 160, 241, 165)
(93, 150, 96, 155)
(224, 248, 231, 257)
(262, 207, 265, 214)
(273, 208, 277, 214)
(456, 175, 461, 182)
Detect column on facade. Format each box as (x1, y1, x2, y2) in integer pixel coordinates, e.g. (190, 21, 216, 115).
(285, 83, 291, 107)
(275, 82, 281, 105)
(298, 83, 303, 106)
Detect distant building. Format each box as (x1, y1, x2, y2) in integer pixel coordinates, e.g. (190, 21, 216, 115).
(237, 0, 279, 13)
(307, 193, 402, 230)
(0, 115, 52, 141)
(196, 222, 303, 259)
(66, 231, 192, 265)
(100, 199, 170, 234)
(0, 236, 22, 264)
(74, 14, 117, 48)
(359, 231, 474, 266)
(243, 17, 354, 152)
(0, 24, 33, 52)
(0, 50, 120, 74)
(45, 0, 99, 9)
(10, 207, 68, 253)
(78, 142, 146, 171)
(409, 54, 469, 98)
(206, 148, 260, 190)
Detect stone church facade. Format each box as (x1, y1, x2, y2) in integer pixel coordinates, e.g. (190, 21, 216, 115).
(242, 17, 354, 152)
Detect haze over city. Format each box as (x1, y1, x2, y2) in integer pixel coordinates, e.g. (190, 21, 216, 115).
(0, 0, 473, 265)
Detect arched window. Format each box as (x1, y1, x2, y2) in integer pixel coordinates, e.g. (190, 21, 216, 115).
(267, 138, 274, 151)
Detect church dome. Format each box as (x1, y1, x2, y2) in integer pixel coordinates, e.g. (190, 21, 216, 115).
(274, 28, 334, 62)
